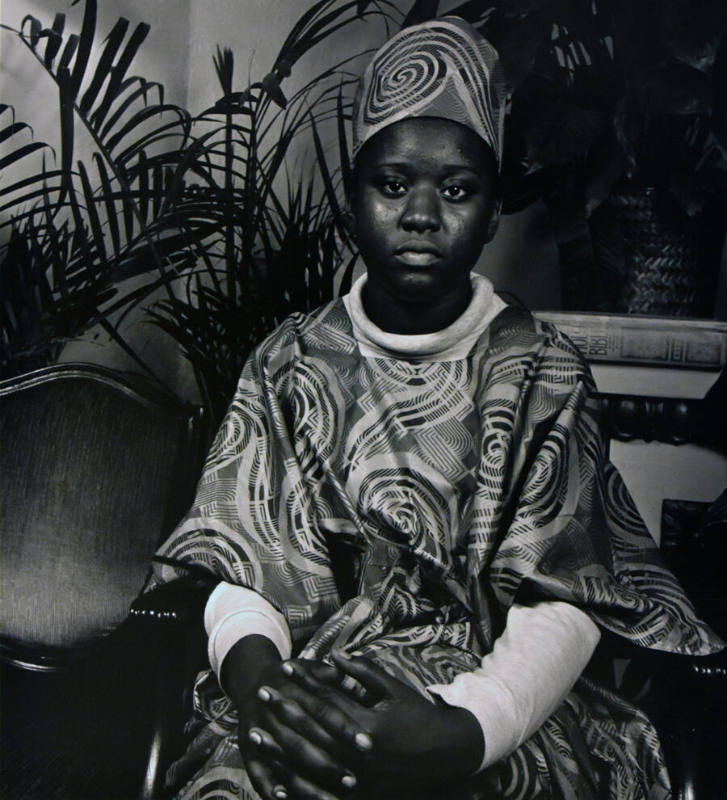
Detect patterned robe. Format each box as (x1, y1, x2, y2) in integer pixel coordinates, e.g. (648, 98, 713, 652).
(151, 298, 721, 800)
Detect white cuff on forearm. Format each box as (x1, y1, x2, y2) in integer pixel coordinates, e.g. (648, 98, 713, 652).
(204, 582, 293, 675)
(428, 601, 600, 772)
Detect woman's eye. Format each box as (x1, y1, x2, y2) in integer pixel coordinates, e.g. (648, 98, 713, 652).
(379, 180, 407, 196)
(441, 184, 470, 200)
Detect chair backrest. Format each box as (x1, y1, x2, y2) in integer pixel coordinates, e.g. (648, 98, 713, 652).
(598, 391, 727, 545)
(0, 363, 205, 669)
(597, 380, 727, 643)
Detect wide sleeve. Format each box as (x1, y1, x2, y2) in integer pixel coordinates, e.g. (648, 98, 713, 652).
(148, 321, 341, 647)
(469, 319, 722, 657)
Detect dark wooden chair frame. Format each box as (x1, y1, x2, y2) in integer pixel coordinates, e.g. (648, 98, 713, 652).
(0, 363, 207, 800)
(599, 390, 727, 800)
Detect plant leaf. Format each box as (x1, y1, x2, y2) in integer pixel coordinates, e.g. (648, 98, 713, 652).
(536, 108, 605, 165)
(57, 66, 76, 203)
(77, 159, 107, 266)
(645, 63, 713, 115)
(96, 79, 167, 141)
(20, 15, 42, 47)
(43, 14, 66, 68)
(0, 121, 32, 145)
(261, 72, 287, 109)
(99, 181, 123, 258)
(659, 0, 727, 72)
(213, 46, 234, 95)
(0, 141, 49, 172)
(70, 0, 96, 101)
(493, 10, 547, 90)
(58, 33, 79, 72)
(79, 17, 129, 116)
(91, 21, 150, 131)
(336, 83, 352, 197)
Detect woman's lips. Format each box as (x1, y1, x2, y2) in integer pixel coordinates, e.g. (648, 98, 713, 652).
(395, 250, 441, 266)
(394, 243, 442, 266)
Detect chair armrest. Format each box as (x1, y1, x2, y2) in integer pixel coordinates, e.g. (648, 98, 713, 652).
(127, 578, 212, 800)
(628, 649, 727, 800)
(684, 650, 727, 680)
(129, 576, 212, 627)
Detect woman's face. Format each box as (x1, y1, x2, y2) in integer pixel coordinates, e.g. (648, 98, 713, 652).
(351, 117, 498, 310)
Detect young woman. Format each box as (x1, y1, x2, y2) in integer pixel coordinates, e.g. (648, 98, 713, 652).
(149, 17, 722, 800)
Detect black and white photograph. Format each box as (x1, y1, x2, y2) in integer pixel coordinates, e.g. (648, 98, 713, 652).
(2, 2, 727, 798)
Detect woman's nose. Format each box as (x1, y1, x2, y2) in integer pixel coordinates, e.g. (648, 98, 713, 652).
(401, 186, 441, 232)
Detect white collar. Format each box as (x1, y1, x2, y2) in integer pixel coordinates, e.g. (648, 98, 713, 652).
(343, 273, 507, 360)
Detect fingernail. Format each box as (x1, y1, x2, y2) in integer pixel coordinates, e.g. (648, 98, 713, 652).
(273, 787, 288, 800)
(354, 732, 372, 752)
(248, 728, 263, 745)
(281, 661, 294, 676)
(257, 686, 271, 702)
(342, 773, 357, 789)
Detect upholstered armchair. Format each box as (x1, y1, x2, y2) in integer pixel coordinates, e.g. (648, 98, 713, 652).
(0, 364, 206, 800)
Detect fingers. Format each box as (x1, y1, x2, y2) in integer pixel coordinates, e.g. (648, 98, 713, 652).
(283, 658, 342, 686)
(252, 690, 360, 793)
(267, 682, 372, 755)
(331, 652, 400, 700)
(247, 752, 344, 800)
(258, 686, 368, 788)
(281, 659, 351, 699)
(282, 658, 368, 705)
(248, 725, 286, 762)
(245, 748, 284, 800)
(277, 769, 347, 800)
(258, 686, 342, 755)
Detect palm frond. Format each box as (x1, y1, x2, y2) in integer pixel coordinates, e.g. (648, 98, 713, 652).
(1, 0, 403, 414)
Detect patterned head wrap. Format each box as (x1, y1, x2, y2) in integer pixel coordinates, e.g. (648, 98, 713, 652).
(352, 17, 508, 169)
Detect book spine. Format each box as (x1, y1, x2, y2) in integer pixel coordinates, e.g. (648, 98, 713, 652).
(537, 316, 727, 369)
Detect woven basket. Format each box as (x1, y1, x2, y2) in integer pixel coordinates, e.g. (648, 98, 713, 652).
(560, 186, 722, 316)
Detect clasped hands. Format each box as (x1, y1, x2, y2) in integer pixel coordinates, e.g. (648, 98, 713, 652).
(223, 636, 483, 800)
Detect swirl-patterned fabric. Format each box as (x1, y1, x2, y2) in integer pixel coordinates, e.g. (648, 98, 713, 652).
(352, 17, 507, 165)
(151, 301, 720, 800)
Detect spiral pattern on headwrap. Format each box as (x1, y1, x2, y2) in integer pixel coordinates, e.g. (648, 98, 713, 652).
(353, 17, 507, 166)
(366, 44, 447, 121)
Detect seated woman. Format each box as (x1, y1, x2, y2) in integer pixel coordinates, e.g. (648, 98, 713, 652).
(149, 17, 723, 800)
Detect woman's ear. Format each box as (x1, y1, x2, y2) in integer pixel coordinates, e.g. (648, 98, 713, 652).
(342, 206, 357, 241)
(485, 198, 502, 242)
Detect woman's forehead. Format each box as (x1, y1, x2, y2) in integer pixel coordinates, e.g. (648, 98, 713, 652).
(357, 117, 494, 174)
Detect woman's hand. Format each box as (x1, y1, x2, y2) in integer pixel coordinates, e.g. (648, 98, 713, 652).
(258, 652, 485, 798)
(250, 658, 371, 799)
(221, 636, 361, 800)
(221, 635, 292, 800)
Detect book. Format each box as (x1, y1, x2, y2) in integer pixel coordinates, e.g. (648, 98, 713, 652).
(535, 311, 727, 370)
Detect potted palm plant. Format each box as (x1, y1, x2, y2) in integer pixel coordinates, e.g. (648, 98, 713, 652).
(0, 2, 199, 382)
(0, 0, 404, 421)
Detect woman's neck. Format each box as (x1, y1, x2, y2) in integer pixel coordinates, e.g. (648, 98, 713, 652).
(361, 279, 473, 335)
